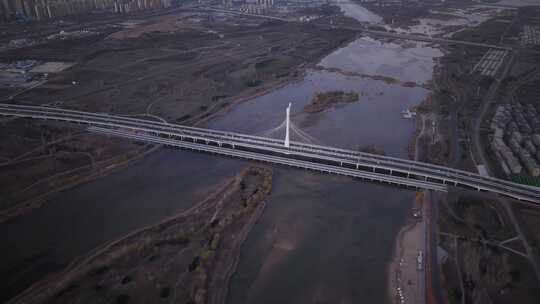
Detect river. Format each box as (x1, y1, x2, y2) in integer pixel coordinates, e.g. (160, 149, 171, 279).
(0, 3, 443, 303)
(207, 35, 441, 303)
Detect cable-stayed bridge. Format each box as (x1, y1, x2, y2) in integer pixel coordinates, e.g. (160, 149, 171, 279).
(1, 102, 539, 204)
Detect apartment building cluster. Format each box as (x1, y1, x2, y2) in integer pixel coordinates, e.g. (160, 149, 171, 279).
(490, 103, 540, 177)
(0, 0, 175, 21)
(113, 0, 172, 14)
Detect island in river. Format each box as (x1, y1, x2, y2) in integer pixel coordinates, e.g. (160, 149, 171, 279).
(304, 90, 360, 113)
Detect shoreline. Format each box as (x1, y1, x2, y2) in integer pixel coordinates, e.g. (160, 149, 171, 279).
(387, 218, 417, 303)
(386, 191, 425, 304)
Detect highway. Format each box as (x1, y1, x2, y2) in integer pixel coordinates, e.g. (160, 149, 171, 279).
(1, 103, 540, 203)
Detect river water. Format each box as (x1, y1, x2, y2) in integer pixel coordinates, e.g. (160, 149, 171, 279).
(0, 3, 443, 303)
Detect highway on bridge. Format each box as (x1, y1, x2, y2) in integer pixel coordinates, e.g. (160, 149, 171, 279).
(1, 103, 539, 204)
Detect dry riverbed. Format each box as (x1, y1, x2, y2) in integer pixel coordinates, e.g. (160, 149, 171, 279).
(10, 166, 273, 304)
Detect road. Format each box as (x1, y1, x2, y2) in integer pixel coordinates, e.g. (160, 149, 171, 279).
(472, 53, 514, 175)
(425, 191, 445, 304)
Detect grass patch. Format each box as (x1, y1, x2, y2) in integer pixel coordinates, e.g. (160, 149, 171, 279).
(511, 175, 540, 187)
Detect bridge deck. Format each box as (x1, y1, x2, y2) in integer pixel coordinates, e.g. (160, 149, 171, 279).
(1, 103, 539, 204)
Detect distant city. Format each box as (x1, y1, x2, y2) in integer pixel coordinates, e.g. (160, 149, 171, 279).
(0, 0, 175, 21)
(0, 0, 314, 21)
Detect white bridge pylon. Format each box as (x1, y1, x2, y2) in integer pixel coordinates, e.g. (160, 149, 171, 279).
(256, 102, 320, 146)
(285, 102, 291, 148)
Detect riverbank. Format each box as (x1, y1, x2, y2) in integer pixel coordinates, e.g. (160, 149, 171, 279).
(387, 192, 424, 304)
(387, 219, 418, 303)
(9, 166, 273, 304)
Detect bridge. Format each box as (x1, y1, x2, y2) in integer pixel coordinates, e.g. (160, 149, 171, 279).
(1, 103, 539, 204)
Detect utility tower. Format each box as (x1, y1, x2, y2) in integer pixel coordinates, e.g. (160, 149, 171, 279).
(285, 102, 291, 148)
